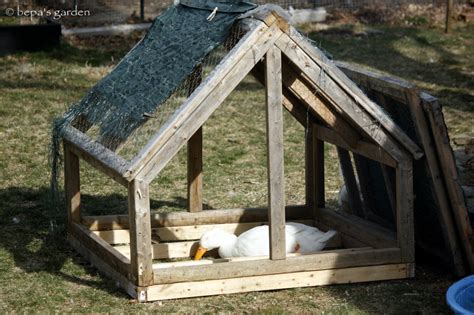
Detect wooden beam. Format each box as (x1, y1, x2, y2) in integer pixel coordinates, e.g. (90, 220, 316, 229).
(305, 124, 316, 213)
(152, 247, 402, 284)
(64, 142, 81, 224)
(144, 263, 413, 301)
(313, 124, 397, 168)
(423, 95, 474, 272)
(69, 222, 130, 278)
(265, 46, 286, 260)
(93, 220, 315, 245)
(336, 61, 415, 104)
(314, 131, 325, 210)
(337, 147, 363, 216)
(281, 60, 361, 148)
(62, 125, 129, 186)
(284, 28, 423, 159)
(125, 20, 279, 181)
(421, 94, 474, 272)
(82, 205, 310, 231)
(275, 33, 415, 163)
(395, 161, 415, 263)
(187, 64, 204, 213)
(68, 234, 138, 301)
(316, 207, 398, 249)
(187, 128, 203, 212)
(406, 91, 464, 272)
(128, 179, 154, 286)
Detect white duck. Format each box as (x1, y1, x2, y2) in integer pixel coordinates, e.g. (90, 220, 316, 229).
(194, 222, 337, 259)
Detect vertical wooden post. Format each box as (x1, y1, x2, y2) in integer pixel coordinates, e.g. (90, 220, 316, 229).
(64, 142, 81, 224)
(337, 147, 363, 216)
(187, 65, 203, 213)
(315, 136, 325, 210)
(305, 123, 316, 215)
(396, 161, 415, 263)
(128, 179, 153, 286)
(306, 124, 324, 218)
(265, 46, 286, 260)
(445, 0, 453, 33)
(187, 128, 203, 212)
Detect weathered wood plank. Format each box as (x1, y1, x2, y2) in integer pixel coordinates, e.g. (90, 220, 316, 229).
(144, 263, 412, 301)
(69, 222, 131, 278)
(336, 61, 414, 103)
(281, 59, 361, 148)
(265, 46, 286, 260)
(128, 179, 154, 286)
(316, 207, 397, 249)
(422, 95, 474, 272)
(152, 247, 402, 284)
(395, 161, 415, 263)
(313, 125, 397, 168)
(93, 220, 315, 245)
(125, 20, 276, 180)
(337, 147, 363, 216)
(275, 33, 413, 163)
(187, 128, 203, 213)
(305, 123, 316, 214)
(314, 132, 325, 210)
(64, 142, 81, 224)
(62, 126, 129, 186)
(68, 234, 138, 301)
(82, 205, 310, 231)
(406, 91, 464, 272)
(285, 28, 423, 159)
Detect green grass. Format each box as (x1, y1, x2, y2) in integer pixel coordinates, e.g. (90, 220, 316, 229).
(1, 21, 472, 312)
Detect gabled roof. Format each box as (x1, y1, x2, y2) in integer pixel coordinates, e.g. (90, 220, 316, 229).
(118, 12, 421, 183)
(65, 11, 422, 184)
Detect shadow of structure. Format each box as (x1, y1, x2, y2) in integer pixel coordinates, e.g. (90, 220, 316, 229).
(0, 186, 199, 299)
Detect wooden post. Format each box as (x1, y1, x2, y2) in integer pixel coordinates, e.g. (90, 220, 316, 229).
(187, 128, 203, 212)
(64, 142, 81, 224)
(337, 147, 363, 216)
(305, 123, 316, 215)
(128, 179, 153, 286)
(265, 46, 286, 260)
(445, 0, 453, 33)
(396, 161, 415, 263)
(187, 65, 203, 213)
(315, 136, 325, 210)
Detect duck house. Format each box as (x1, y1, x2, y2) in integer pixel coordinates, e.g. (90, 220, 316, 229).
(60, 8, 424, 301)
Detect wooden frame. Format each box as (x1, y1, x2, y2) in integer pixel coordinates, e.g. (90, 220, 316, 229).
(63, 13, 417, 301)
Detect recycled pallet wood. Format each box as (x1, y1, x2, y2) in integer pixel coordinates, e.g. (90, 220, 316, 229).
(63, 13, 417, 301)
(338, 61, 469, 275)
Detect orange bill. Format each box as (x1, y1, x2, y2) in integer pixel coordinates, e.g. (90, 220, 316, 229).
(194, 245, 207, 260)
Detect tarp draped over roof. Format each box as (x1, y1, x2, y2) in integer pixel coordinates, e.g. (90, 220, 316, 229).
(50, 0, 256, 195)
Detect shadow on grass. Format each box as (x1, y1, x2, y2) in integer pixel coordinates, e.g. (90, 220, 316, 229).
(307, 24, 474, 112)
(0, 186, 199, 299)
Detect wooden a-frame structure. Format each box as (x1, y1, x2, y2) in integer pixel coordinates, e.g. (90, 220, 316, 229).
(63, 12, 423, 301)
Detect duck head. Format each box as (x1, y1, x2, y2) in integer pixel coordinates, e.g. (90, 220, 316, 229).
(194, 228, 237, 260)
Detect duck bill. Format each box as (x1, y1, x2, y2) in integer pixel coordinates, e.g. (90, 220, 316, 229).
(194, 245, 207, 260)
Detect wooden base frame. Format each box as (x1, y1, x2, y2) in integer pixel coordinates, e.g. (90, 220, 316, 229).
(68, 206, 413, 302)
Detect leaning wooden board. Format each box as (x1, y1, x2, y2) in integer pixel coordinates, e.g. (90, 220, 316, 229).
(422, 94, 474, 271)
(337, 61, 470, 275)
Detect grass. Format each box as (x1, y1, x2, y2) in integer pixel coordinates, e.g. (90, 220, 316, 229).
(1, 19, 472, 312)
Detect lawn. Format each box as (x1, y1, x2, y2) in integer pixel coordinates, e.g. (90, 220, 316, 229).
(0, 17, 472, 312)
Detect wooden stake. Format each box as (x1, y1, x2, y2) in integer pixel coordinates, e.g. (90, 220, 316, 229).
(265, 46, 286, 260)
